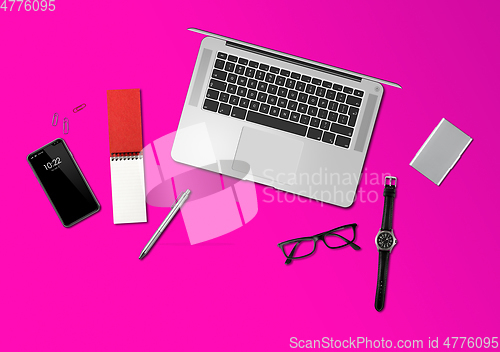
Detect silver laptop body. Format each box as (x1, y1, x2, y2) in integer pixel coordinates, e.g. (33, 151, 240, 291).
(172, 28, 401, 207)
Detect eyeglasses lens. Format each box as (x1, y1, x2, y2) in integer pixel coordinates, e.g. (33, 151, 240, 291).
(283, 239, 315, 258)
(323, 226, 355, 248)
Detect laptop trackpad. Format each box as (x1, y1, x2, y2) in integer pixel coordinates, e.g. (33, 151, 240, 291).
(232, 127, 304, 184)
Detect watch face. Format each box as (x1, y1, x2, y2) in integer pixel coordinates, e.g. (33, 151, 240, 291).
(377, 232, 394, 249)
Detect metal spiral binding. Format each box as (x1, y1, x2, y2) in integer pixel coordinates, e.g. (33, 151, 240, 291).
(111, 153, 143, 162)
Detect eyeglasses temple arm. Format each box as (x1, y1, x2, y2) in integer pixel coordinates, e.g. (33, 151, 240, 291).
(285, 242, 300, 265)
(349, 242, 361, 250)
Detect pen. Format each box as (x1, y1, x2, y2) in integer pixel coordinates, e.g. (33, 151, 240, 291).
(139, 189, 191, 260)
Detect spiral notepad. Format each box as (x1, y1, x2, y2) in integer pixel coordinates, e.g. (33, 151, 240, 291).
(107, 89, 147, 224)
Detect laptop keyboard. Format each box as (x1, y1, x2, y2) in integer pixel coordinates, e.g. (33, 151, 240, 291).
(203, 51, 364, 149)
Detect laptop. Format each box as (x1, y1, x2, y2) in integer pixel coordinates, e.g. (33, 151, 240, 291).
(172, 28, 401, 207)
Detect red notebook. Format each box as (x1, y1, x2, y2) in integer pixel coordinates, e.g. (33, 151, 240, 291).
(107, 89, 143, 156)
(107, 89, 147, 224)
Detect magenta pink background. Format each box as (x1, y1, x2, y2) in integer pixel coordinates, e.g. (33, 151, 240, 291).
(2, 0, 500, 350)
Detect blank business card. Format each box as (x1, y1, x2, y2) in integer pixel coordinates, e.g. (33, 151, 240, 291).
(410, 119, 472, 185)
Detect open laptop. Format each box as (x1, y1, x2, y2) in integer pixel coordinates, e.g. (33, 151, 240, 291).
(172, 28, 401, 207)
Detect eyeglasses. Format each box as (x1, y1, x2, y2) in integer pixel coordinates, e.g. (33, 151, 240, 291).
(277, 223, 360, 265)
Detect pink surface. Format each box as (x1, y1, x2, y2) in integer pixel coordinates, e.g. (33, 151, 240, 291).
(1, 0, 500, 351)
(143, 132, 258, 244)
(233, 178, 259, 223)
(182, 188, 241, 245)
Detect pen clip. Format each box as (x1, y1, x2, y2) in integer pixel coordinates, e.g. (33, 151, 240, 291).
(171, 196, 180, 208)
(171, 190, 190, 207)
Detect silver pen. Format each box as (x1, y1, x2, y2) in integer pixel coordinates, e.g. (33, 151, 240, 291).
(139, 189, 191, 260)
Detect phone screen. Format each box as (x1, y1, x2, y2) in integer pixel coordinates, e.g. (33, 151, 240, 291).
(28, 139, 100, 227)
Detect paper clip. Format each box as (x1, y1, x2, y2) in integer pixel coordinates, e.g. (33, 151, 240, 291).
(52, 113, 59, 126)
(63, 117, 69, 134)
(73, 103, 86, 113)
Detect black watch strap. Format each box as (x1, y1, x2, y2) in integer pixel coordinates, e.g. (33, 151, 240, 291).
(375, 176, 397, 312)
(375, 250, 390, 311)
(381, 184, 396, 231)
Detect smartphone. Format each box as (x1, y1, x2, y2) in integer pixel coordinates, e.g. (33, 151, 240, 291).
(27, 138, 100, 227)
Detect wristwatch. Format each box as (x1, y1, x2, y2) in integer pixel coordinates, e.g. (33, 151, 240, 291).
(374, 176, 398, 312)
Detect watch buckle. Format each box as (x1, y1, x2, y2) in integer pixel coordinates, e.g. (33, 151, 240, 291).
(384, 176, 397, 188)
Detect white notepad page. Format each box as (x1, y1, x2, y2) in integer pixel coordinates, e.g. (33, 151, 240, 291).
(110, 157, 147, 224)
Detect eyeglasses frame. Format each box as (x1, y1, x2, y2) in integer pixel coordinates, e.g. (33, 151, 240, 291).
(277, 223, 359, 264)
